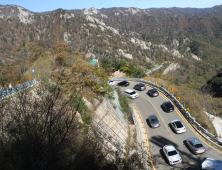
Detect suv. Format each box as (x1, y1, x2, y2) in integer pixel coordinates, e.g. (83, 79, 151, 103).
(117, 81, 130, 86)
(134, 83, 146, 91)
(161, 101, 174, 112)
(147, 88, 159, 97)
(124, 89, 139, 99)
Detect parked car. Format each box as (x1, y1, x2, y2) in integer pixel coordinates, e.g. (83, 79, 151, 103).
(163, 145, 182, 165)
(170, 120, 186, 134)
(108, 80, 116, 86)
(148, 115, 160, 128)
(133, 83, 146, 91)
(202, 158, 222, 170)
(117, 81, 130, 86)
(185, 137, 205, 155)
(147, 88, 159, 97)
(161, 101, 174, 112)
(124, 89, 139, 99)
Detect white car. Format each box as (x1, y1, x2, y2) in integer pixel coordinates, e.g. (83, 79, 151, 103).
(124, 89, 139, 99)
(108, 80, 116, 86)
(170, 120, 186, 134)
(202, 158, 222, 170)
(163, 145, 182, 165)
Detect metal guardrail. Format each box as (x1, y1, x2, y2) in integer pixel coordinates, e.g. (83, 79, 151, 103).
(111, 78, 222, 146)
(0, 79, 37, 101)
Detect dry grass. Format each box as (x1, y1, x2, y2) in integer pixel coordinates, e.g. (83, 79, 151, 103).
(146, 75, 217, 135)
(22, 53, 54, 82)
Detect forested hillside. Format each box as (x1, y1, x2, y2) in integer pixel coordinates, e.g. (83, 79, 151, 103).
(0, 4, 221, 110)
(0, 4, 222, 169)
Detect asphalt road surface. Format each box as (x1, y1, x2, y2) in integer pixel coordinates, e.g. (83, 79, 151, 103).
(117, 81, 222, 170)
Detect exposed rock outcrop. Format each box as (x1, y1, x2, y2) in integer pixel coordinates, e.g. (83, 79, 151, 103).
(171, 49, 184, 58)
(191, 53, 202, 61)
(83, 7, 100, 15)
(130, 38, 151, 50)
(85, 53, 96, 59)
(117, 49, 133, 60)
(111, 70, 127, 78)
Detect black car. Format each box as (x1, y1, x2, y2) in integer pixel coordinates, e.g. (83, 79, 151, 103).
(134, 83, 146, 91)
(117, 81, 130, 86)
(147, 88, 159, 97)
(161, 101, 174, 112)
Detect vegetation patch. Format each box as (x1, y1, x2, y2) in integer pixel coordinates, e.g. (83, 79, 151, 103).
(116, 87, 134, 124)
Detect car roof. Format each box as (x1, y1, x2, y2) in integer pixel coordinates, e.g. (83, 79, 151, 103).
(125, 89, 135, 93)
(164, 145, 176, 152)
(136, 83, 145, 86)
(202, 158, 222, 170)
(163, 101, 172, 105)
(121, 81, 128, 83)
(149, 115, 158, 119)
(171, 120, 182, 124)
(187, 137, 201, 144)
(149, 88, 157, 92)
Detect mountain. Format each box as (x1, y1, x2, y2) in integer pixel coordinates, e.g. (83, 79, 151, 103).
(0, 4, 222, 89)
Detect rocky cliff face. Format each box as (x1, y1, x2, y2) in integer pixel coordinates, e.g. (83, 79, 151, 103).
(0, 5, 34, 24)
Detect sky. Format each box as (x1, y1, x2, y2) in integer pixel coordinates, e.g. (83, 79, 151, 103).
(1, 0, 222, 12)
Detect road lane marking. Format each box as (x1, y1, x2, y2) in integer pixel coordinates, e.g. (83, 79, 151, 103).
(140, 94, 177, 144)
(132, 103, 156, 170)
(139, 91, 198, 167)
(122, 81, 197, 167)
(158, 92, 222, 154)
(184, 155, 194, 165)
(121, 81, 221, 167)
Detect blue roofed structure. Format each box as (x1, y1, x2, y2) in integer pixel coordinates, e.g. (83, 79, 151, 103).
(89, 59, 98, 66)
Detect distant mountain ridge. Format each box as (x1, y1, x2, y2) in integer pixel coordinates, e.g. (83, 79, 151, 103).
(1, 4, 222, 18)
(0, 4, 221, 90)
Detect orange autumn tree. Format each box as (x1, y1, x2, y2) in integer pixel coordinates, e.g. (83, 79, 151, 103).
(71, 59, 113, 95)
(25, 40, 48, 64)
(52, 40, 70, 65)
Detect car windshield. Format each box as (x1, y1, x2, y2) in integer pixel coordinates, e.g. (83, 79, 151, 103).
(195, 144, 203, 148)
(129, 91, 136, 95)
(151, 118, 158, 123)
(168, 150, 177, 156)
(175, 121, 183, 128)
(138, 83, 144, 86)
(165, 103, 173, 108)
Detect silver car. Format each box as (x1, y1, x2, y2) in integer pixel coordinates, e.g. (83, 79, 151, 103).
(148, 115, 160, 128)
(163, 145, 182, 165)
(170, 120, 186, 134)
(186, 137, 205, 154)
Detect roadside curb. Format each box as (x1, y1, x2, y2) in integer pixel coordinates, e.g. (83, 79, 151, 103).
(131, 103, 155, 170)
(144, 83, 222, 152)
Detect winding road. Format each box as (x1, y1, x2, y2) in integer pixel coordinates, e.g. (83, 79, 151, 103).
(118, 81, 222, 170)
